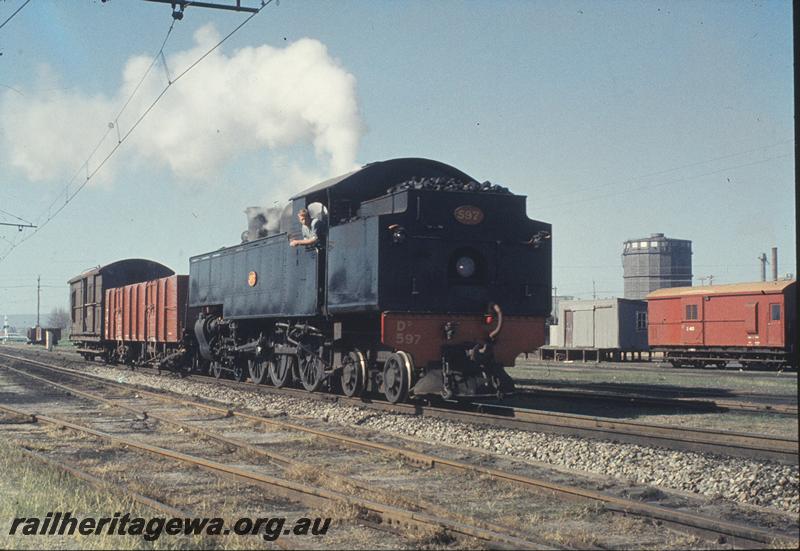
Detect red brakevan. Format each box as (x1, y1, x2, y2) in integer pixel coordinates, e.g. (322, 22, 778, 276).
(647, 279, 796, 369)
(105, 275, 189, 365)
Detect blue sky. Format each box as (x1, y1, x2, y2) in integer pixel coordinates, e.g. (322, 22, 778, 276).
(0, 0, 795, 315)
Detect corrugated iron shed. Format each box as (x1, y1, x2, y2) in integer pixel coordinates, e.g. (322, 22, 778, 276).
(550, 297, 648, 351)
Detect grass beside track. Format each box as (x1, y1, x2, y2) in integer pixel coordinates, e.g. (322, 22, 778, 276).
(0, 440, 265, 550)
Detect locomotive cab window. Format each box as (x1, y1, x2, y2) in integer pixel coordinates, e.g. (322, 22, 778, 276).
(636, 311, 647, 331)
(771, 304, 781, 321)
(685, 304, 698, 320)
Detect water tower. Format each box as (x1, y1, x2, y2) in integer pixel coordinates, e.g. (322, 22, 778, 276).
(622, 233, 692, 299)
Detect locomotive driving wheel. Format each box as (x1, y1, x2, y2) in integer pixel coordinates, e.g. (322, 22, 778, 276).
(269, 354, 294, 387)
(382, 352, 409, 403)
(340, 350, 366, 397)
(248, 357, 270, 385)
(298, 351, 325, 392)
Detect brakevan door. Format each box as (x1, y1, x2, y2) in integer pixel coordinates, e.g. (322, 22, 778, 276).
(680, 297, 703, 345)
(766, 302, 783, 346)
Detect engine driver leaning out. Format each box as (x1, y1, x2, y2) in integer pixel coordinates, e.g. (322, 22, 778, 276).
(289, 208, 319, 247)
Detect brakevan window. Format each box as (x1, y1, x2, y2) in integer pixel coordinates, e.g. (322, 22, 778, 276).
(771, 304, 781, 321)
(685, 304, 698, 320)
(636, 311, 647, 331)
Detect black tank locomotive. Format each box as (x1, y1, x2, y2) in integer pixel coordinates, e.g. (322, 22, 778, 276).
(189, 158, 552, 402)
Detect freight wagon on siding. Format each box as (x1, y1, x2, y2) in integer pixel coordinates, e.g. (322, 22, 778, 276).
(105, 275, 192, 367)
(647, 280, 797, 369)
(68, 259, 175, 360)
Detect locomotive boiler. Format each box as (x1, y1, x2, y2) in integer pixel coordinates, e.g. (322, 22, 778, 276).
(189, 158, 552, 401)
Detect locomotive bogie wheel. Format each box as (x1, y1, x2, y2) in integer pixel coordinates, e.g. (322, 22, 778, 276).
(248, 357, 270, 385)
(298, 353, 325, 392)
(340, 350, 366, 397)
(269, 354, 295, 387)
(382, 353, 409, 404)
(210, 361, 224, 379)
(397, 350, 415, 388)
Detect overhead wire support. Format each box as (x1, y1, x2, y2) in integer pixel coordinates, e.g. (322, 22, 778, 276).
(142, 0, 260, 14)
(0, 222, 36, 230)
(102, 0, 263, 19)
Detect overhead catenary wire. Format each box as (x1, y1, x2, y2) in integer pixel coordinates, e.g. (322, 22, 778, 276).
(34, 17, 177, 226)
(0, 1, 273, 263)
(0, 16, 176, 256)
(537, 138, 794, 203)
(0, 209, 34, 225)
(0, 0, 32, 32)
(547, 152, 793, 208)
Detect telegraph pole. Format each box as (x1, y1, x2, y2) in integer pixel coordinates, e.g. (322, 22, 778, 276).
(771, 247, 778, 281)
(36, 275, 40, 327)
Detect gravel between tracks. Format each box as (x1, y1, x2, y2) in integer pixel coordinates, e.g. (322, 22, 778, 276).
(35, 362, 800, 515)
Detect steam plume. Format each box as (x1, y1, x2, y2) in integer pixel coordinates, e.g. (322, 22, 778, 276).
(1, 26, 363, 185)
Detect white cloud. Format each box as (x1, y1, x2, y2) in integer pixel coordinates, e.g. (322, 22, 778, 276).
(0, 67, 119, 185)
(0, 26, 364, 187)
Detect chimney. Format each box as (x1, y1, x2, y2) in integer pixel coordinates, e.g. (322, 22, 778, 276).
(771, 247, 778, 281)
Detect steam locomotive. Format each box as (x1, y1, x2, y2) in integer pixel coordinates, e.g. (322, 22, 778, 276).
(69, 158, 552, 402)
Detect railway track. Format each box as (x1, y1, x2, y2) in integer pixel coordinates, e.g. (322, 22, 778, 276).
(512, 387, 798, 415)
(0, 371, 549, 548)
(0, 350, 795, 548)
(2, 348, 798, 466)
(188, 375, 798, 465)
(2, 348, 798, 465)
(514, 360, 798, 377)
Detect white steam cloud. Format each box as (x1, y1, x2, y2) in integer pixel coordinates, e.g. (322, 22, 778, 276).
(0, 26, 363, 185)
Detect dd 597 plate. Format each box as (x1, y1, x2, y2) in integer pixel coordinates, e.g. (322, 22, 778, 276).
(453, 205, 484, 225)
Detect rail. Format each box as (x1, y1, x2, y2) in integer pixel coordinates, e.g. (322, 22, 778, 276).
(0, 350, 793, 547)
